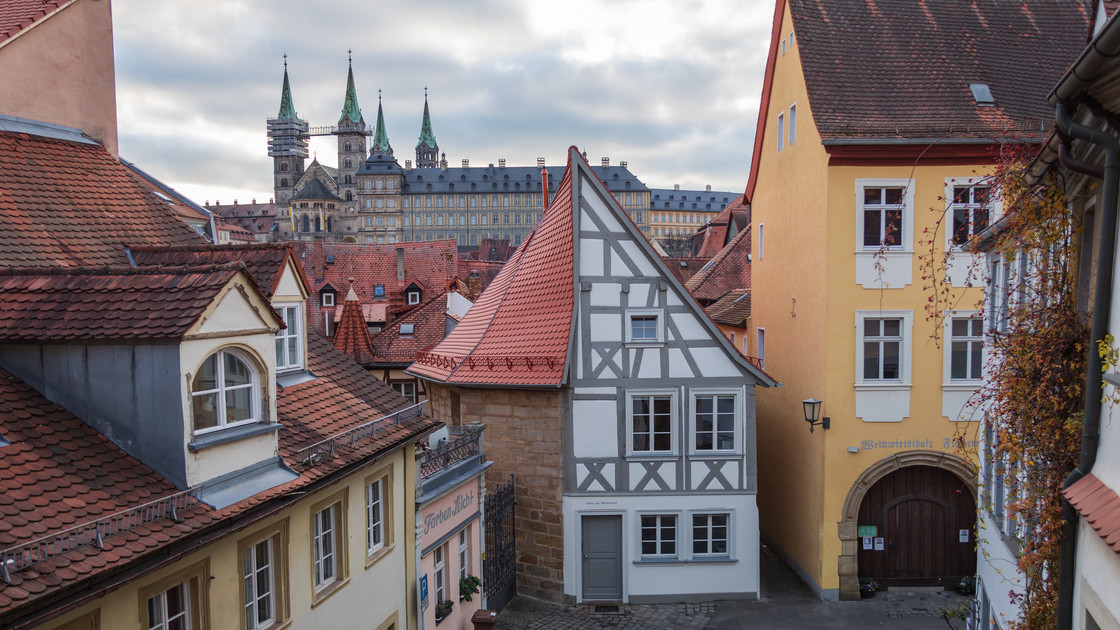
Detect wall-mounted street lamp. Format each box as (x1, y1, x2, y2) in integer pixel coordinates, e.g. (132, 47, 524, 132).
(802, 398, 830, 433)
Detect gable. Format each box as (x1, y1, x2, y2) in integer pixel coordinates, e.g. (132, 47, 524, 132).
(189, 275, 280, 337)
(273, 257, 310, 301)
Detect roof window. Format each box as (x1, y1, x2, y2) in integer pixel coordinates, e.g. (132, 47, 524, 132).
(969, 83, 994, 106)
(400, 323, 415, 335)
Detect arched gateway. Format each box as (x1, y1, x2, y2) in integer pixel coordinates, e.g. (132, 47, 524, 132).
(837, 451, 976, 599)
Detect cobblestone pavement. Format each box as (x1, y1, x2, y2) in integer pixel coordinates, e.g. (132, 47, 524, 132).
(496, 545, 973, 629)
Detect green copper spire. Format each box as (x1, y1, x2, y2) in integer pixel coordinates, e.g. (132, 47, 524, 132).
(338, 52, 363, 125)
(278, 55, 297, 119)
(373, 90, 392, 154)
(416, 89, 437, 149)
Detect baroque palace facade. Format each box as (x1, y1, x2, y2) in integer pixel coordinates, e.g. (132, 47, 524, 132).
(268, 61, 651, 246)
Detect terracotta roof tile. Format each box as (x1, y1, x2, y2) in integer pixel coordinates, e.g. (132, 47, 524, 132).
(409, 156, 578, 386)
(0, 265, 251, 341)
(662, 257, 712, 284)
(333, 290, 376, 364)
(1063, 473, 1120, 554)
(0, 131, 209, 269)
(706, 289, 752, 327)
(788, 0, 1092, 140)
(694, 195, 749, 258)
(370, 291, 460, 364)
(0, 0, 69, 46)
(685, 226, 751, 304)
(130, 243, 309, 299)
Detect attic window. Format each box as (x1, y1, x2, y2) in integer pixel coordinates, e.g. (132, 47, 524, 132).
(969, 83, 995, 106)
(400, 324, 415, 335)
(407, 290, 421, 305)
(326, 254, 335, 265)
(374, 285, 386, 298)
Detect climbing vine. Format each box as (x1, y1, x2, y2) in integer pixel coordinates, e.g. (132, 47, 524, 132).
(921, 142, 1086, 630)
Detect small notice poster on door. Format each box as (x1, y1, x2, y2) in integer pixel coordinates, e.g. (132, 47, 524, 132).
(959, 529, 970, 543)
(874, 537, 885, 551)
(862, 537, 873, 550)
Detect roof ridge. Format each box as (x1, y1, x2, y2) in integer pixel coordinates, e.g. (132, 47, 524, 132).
(0, 262, 248, 277)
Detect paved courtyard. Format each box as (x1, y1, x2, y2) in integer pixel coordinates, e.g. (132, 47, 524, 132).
(496, 546, 972, 629)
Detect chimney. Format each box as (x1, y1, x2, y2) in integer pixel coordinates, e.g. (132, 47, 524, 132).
(234, 199, 238, 205)
(537, 157, 545, 167)
(541, 167, 550, 213)
(602, 157, 609, 167)
(440, 152, 448, 171)
(396, 247, 405, 281)
(705, 185, 711, 192)
(499, 158, 506, 168)
(468, 270, 481, 298)
(406, 160, 412, 170)
(205, 201, 209, 207)
(252, 197, 256, 204)
(620, 160, 627, 168)
(270, 197, 274, 203)
(462, 159, 470, 168)
(674, 184, 680, 191)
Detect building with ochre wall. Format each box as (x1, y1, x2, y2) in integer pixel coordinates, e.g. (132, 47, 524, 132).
(745, 0, 1089, 600)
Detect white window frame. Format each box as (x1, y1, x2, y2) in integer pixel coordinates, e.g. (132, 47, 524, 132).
(625, 308, 665, 345)
(944, 177, 1000, 250)
(434, 544, 448, 604)
(407, 291, 421, 305)
(758, 223, 764, 259)
(625, 390, 678, 456)
(367, 478, 385, 554)
(321, 292, 335, 307)
(755, 328, 766, 369)
(854, 310, 913, 387)
(689, 512, 731, 559)
(944, 310, 984, 384)
(776, 112, 785, 152)
(689, 389, 741, 454)
(639, 512, 679, 560)
(391, 381, 416, 402)
(191, 348, 262, 435)
(855, 178, 914, 252)
(458, 529, 470, 581)
(313, 505, 338, 591)
(243, 538, 275, 629)
(274, 302, 303, 371)
(147, 582, 191, 630)
(788, 104, 797, 145)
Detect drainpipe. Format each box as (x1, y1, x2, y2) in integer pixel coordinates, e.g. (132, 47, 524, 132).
(1053, 101, 1118, 630)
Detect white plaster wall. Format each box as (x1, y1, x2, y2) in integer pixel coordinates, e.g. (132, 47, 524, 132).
(572, 398, 620, 458)
(855, 252, 913, 289)
(580, 238, 604, 276)
(561, 493, 760, 601)
(1072, 520, 1120, 630)
(589, 283, 621, 307)
(975, 509, 1024, 629)
(854, 387, 910, 422)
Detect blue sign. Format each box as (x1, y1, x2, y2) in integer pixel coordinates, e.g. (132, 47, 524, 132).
(420, 575, 429, 610)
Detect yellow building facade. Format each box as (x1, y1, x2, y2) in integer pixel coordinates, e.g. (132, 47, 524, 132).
(744, 0, 1086, 600)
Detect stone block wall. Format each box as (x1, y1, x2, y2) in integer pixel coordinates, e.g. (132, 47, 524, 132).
(426, 383, 565, 601)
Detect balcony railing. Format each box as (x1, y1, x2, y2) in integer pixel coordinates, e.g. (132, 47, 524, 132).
(293, 400, 427, 467)
(0, 487, 204, 584)
(420, 426, 484, 479)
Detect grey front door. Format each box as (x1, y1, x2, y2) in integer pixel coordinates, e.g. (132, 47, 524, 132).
(581, 515, 622, 600)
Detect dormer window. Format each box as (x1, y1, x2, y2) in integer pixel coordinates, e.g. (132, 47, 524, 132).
(191, 349, 262, 433)
(407, 290, 421, 305)
(321, 292, 335, 307)
(374, 285, 386, 298)
(275, 303, 303, 371)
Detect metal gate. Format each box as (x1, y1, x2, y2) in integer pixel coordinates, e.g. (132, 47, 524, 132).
(484, 475, 516, 612)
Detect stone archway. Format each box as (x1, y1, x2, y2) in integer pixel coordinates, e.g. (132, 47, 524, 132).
(836, 450, 976, 599)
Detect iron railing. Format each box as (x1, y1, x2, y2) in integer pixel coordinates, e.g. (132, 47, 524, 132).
(293, 400, 427, 467)
(0, 487, 204, 584)
(420, 426, 483, 478)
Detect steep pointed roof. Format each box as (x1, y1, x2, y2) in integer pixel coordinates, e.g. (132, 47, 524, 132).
(373, 93, 393, 154)
(291, 176, 342, 201)
(338, 59, 363, 126)
(333, 288, 375, 364)
(408, 155, 575, 386)
(416, 94, 437, 149)
(278, 64, 297, 119)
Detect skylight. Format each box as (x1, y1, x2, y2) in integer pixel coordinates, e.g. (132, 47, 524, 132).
(152, 191, 176, 204)
(400, 323, 415, 335)
(969, 83, 995, 106)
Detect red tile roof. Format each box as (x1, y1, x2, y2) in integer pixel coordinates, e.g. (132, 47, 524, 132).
(685, 226, 751, 304)
(457, 259, 505, 298)
(787, 0, 1091, 141)
(294, 240, 458, 335)
(332, 289, 376, 364)
(662, 256, 712, 284)
(1063, 473, 1120, 554)
(693, 195, 749, 258)
(409, 157, 576, 386)
(706, 289, 752, 327)
(207, 200, 277, 237)
(370, 291, 458, 365)
(0, 265, 271, 341)
(0, 131, 209, 268)
(130, 243, 310, 299)
(0, 0, 71, 46)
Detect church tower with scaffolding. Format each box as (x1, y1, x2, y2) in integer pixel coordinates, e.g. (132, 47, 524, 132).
(335, 53, 367, 214)
(266, 58, 309, 207)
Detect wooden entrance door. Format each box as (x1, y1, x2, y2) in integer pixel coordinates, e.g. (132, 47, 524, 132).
(856, 465, 975, 586)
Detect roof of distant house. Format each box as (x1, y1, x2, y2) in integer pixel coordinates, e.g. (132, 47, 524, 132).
(694, 195, 750, 259)
(706, 289, 752, 327)
(662, 256, 711, 284)
(0, 265, 280, 341)
(686, 226, 751, 304)
(0, 127, 209, 268)
(130, 243, 310, 299)
(649, 188, 738, 213)
(371, 290, 462, 365)
(0, 0, 72, 46)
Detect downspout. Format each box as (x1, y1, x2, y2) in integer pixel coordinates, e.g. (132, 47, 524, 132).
(1054, 101, 1118, 630)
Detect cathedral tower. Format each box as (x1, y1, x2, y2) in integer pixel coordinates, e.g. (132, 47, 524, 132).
(266, 58, 309, 207)
(415, 89, 439, 168)
(335, 53, 367, 213)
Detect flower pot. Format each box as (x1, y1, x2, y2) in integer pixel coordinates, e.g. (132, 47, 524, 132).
(860, 589, 876, 599)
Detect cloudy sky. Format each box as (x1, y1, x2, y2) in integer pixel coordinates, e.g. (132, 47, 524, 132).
(112, 0, 775, 206)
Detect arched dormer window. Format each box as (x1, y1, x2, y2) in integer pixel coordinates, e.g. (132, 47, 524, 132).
(191, 348, 261, 433)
